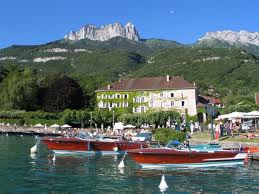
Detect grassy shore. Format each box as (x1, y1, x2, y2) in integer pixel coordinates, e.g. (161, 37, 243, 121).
(191, 132, 259, 143)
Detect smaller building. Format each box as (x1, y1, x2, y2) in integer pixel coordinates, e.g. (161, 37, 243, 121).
(197, 95, 222, 108)
(95, 75, 197, 116)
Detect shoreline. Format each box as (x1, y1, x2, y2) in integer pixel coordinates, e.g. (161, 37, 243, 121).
(0, 125, 62, 136)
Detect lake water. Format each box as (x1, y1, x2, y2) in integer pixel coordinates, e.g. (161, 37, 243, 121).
(0, 135, 258, 193)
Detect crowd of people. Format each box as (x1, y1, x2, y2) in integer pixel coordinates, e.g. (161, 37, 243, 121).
(209, 120, 242, 140)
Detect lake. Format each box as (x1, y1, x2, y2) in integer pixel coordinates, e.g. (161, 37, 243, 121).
(0, 135, 258, 193)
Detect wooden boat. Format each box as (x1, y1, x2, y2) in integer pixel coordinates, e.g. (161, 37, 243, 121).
(243, 146, 259, 153)
(42, 136, 148, 155)
(127, 146, 247, 168)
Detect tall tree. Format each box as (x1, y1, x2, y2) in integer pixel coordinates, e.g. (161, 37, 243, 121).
(41, 76, 85, 112)
(0, 69, 39, 110)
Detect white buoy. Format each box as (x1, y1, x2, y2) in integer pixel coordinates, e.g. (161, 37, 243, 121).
(20, 135, 23, 137)
(30, 144, 37, 153)
(52, 155, 56, 162)
(6, 133, 8, 136)
(159, 175, 168, 192)
(113, 147, 119, 152)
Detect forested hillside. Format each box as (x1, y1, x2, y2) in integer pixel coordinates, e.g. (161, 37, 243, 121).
(0, 37, 259, 112)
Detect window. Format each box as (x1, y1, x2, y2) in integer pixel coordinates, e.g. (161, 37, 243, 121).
(171, 93, 174, 98)
(103, 102, 107, 108)
(141, 97, 144, 103)
(160, 93, 163, 97)
(171, 101, 174, 107)
(181, 101, 185, 107)
(124, 94, 128, 99)
(109, 102, 113, 108)
(133, 107, 137, 113)
(124, 102, 128, 107)
(109, 94, 113, 99)
(150, 101, 153, 107)
(116, 102, 120, 107)
(141, 106, 145, 113)
(116, 94, 121, 99)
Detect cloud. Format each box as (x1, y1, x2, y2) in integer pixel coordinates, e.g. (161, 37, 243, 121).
(169, 10, 175, 14)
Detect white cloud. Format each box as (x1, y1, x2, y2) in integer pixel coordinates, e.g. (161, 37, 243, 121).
(169, 10, 175, 14)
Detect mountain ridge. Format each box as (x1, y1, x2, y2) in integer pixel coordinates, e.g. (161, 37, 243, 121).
(64, 22, 139, 41)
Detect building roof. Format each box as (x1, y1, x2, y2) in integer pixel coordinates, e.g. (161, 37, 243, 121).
(199, 95, 221, 105)
(256, 93, 259, 105)
(96, 76, 196, 92)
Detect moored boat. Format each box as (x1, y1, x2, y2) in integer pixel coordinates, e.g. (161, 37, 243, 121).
(127, 145, 247, 168)
(42, 135, 148, 155)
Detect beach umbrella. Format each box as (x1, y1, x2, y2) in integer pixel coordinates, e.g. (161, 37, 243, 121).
(61, 124, 72, 128)
(113, 122, 124, 130)
(50, 124, 60, 128)
(243, 111, 259, 118)
(218, 112, 245, 119)
(34, 124, 44, 128)
(123, 124, 136, 129)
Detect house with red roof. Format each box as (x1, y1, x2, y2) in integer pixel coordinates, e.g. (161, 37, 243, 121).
(95, 75, 197, 116)
(197, 95, 223, 108)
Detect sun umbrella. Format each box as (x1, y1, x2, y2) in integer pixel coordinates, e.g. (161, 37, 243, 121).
(243, 111, 259, 118)
(50, 124, 60, 128)
(123, 124, 136, 129)
(61, 124, 72, 128)
(34, 124, 44, 128)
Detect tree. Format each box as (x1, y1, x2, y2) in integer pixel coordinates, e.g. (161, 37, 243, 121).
(92, 108, 113, 128)
(76, 110, 90, 128)
(0, 69, 39, 110)
(41, 76, 85, 112)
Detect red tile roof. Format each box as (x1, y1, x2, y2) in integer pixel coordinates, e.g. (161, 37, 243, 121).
(96, 76, 196, 91)
(256, 93, 259, 105)
(200, 95, 221, 104)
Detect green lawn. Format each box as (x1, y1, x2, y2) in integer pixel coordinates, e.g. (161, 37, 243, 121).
(191, 132, 259, 143)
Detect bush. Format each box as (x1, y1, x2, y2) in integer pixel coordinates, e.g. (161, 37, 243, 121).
(154, 128, 186, 145)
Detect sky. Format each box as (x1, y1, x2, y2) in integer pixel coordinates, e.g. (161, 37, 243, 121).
(1, 0, 259, 48)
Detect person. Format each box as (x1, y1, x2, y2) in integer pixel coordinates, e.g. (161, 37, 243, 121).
(190, 121, 194, 134)
(229, 120, 234, 137)
(224, 121, 230, 136)
(208, 123, 212, 132)
(220, 121, 224, 137)
(215, 122, 221, 141)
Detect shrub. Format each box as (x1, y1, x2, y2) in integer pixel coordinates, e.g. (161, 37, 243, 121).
(154, 128, 186, 145)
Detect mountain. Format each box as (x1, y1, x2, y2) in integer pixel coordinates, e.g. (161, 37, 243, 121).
(197, 30, 259, 55)
(0, 37, 182, 80)
(1, 23, 259, 105)
(64, 22, 139, 41)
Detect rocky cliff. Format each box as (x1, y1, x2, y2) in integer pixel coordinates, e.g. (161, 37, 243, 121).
(198, 30, 259, 46)
(65, 22, 140, 41)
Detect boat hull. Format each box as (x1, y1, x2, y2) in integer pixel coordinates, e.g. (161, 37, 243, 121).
(128, 148, 247, 168)
(42, 137, 148, 155)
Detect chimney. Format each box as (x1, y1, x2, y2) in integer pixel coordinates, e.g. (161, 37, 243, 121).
(166, 75, 170, 82)
(107, 84, 111, 90)
(193, 82, 196, 87)
(119, 78, 122, 83)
